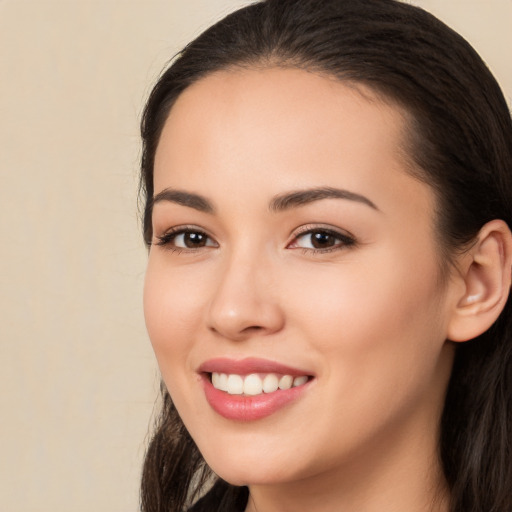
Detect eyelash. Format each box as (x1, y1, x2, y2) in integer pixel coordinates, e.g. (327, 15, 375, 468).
(153, 225, 356, 254)
(288, 225, 356, 254)
(154, 226, 216, 254)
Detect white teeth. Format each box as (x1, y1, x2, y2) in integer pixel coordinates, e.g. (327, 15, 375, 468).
(226, 374, 244, 395)
(212, 372, 229, 391)
(211, 372, 309, 395)
(262, 374, 279, 393)
(218, 373, 228, 392)
(243, 374, 263, 395)
(293, 376, 308, 387)
(278, 375, 293, 390)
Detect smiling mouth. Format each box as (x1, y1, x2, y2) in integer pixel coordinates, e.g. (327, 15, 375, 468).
(209, 372, 312, 396)
(200, 359, 315, 420)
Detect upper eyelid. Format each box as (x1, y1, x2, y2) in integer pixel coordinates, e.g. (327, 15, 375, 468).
(153, 223, 355, 248)
(156, 224, 212, 237)
(155, 223, 350, 236)
(290, 223, 355, 239)
(153, 225, 218, 246)
(288, 224, 357, 249)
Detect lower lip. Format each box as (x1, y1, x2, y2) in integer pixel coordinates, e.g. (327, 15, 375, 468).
(202, 374, 312, 421)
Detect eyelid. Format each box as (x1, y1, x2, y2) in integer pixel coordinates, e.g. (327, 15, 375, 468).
(287, 224, 356, 252)
(152, 223, 355, 254)
(153, 225, 218, 251)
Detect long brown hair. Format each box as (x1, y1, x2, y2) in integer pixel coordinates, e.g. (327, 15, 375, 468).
(139, 1, 512, 510)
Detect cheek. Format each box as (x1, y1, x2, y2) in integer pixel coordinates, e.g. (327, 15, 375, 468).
(280, 253, 450, 460)
(143, 258, 209, 419)
(285, 247, 447, 376)
(143, 257, 205, 366)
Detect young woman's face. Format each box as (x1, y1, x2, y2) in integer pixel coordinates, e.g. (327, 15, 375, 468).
(144, 68, 458, 487)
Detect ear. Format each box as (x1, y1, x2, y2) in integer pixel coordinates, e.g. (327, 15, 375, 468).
(447, 219, 512, 342)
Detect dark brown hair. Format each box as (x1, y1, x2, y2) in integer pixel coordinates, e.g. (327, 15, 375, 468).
(139, 1, 512, 510)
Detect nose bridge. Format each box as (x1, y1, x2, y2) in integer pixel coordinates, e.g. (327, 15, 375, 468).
(207, 242, 283, 340)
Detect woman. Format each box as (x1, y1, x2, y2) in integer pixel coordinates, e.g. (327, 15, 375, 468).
(139, 1, 512, 511)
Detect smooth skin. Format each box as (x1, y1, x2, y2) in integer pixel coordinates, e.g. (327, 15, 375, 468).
(144, 68, 512, 512)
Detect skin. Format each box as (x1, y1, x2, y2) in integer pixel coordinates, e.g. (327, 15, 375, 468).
(144, 67, 467, 511)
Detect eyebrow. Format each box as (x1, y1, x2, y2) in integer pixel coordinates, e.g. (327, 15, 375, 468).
(269, 187, 379, 212)
(151, 188, 215, 213)
(150, 186, 378, 215)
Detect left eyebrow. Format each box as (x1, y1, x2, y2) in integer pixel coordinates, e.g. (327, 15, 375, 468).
(269, 187, 379, 212)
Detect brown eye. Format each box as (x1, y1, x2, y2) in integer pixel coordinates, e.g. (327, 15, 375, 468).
(289, 228, 356, 252)
(155, 228, 218, 250)
(182, 232, 208, 248)
(310, 231, 337, 249)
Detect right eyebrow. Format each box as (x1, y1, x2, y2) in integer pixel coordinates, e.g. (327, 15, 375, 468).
(151, 188, 215, 214)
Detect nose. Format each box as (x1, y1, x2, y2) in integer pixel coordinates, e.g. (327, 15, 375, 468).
(206, 251, 285, 341)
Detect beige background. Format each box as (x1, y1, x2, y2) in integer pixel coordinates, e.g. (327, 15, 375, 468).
(0, 1, 510, 511)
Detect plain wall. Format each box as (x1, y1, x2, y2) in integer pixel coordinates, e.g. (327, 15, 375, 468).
(0, 1, 510, 511)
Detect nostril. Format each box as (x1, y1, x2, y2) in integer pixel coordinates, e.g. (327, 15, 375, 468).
(211, 325, 261, 336)
(207, 296, 285, 340)
(242, 325, 264, 333)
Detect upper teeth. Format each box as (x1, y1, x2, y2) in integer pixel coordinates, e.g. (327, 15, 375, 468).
(211, 372, 309, 396)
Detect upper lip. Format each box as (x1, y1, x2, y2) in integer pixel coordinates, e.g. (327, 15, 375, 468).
(198, 357, 314, 377)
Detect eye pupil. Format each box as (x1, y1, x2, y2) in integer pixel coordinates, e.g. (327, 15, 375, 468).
(311, 231, 335, 248)
(184, 232, 206, 247)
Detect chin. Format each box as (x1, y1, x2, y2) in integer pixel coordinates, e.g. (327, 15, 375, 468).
(196, 436, 315, 487)
(207, 459, 294, 487)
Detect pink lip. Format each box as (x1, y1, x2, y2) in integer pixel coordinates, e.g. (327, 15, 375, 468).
(198, 358, 314, 422)
(198, 357, 313, 376)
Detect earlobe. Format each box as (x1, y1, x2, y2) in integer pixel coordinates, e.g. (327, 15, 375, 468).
(447, 219, 512, 342)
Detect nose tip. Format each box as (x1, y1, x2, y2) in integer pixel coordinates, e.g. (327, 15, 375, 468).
(208, 307, 281, 341)
(206, 265, 285, 341)
(209, 302, 284, 341)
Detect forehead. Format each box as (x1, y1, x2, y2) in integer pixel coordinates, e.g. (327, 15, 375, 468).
(154, 67, 433, 226)
(158, 67, 408, 162)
